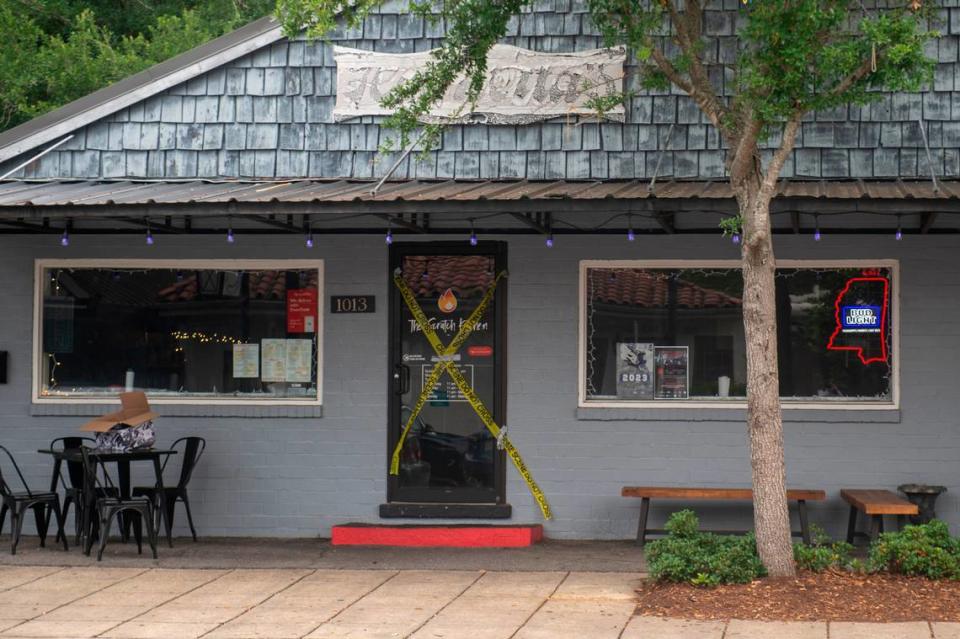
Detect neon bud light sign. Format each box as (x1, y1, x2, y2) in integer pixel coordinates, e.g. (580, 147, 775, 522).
(826, 277, 889, 365)
(841, 306, 882, 333)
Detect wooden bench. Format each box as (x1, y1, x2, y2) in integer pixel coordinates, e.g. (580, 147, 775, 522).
(841, 489, 918, 543)
(621, 486, 827, 547)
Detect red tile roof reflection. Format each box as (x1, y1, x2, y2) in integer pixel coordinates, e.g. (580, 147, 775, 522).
(590, 269, 742, 308)
(157, 270, 319, 302)
(401, 255, 495, 297)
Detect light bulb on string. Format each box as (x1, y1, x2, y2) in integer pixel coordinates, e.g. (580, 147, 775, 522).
(305, 222, 314, 249)
(60, 229, 69, 247)
(627, 215, 635, 242)
(814, 216, 821, 242)
(732, 232, 741, 245)
(385, 219, 393, 245)
(545, 232, 554, 248)
(895, 216, 903, 241)
(469, 220, 478, 246)
(145, 225, 154, 246)
(226, 217, 235, 244)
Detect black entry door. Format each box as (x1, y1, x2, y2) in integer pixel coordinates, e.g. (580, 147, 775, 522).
(387, 242, 507, 507)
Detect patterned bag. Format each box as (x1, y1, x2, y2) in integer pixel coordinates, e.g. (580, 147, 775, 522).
(94, 420, 156, 452)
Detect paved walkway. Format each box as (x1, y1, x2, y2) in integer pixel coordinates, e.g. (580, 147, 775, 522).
(0, 565, 957, 639)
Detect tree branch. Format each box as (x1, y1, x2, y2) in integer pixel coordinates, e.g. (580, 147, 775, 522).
(648, 45, 695, 94)
(824, 56, 875, 101)
(760, 115, 802, 199)
(655, 0, 727, 130)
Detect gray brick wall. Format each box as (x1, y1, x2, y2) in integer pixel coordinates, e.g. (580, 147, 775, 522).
(5, 2, 960, 180)
(1, 233, 958, 540)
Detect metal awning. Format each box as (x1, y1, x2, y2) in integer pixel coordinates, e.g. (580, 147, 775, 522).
(0, 178, 957, 236)
(1, 178, 958, 208)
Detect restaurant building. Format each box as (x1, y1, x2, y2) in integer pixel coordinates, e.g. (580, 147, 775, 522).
(0, 6, 957, 541)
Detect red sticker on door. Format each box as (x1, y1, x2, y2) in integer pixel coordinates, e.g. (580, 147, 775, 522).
(467, 345, 493, 357)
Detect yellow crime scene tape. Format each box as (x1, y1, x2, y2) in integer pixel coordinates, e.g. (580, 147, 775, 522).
(390, 269, 553, 520)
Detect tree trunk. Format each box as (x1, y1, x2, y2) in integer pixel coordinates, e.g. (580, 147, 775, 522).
(738, 180, 796, 579)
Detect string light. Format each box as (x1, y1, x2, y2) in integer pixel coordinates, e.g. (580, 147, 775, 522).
(145, 224, 154, 246)
(732, 232, 741, 245)
(814, 216, 822, 242)
(545, 231, 554, 248)
(305, 222, 314, 249)
(627, 215, 635, 242)
(895, 215, 903, 241)
(60, 228, 69, 247)
(385, 219, 393, 245)
(171, 330, 243, 345)
(469, 220, 478, 246)
(226, 217, 235, 244)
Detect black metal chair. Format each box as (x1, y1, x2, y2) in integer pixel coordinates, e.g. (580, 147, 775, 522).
(0, 445, 68, 555)
(80, 447, 157, 561)
(49, 436, 95, 545)
(134, 437, 205, 542)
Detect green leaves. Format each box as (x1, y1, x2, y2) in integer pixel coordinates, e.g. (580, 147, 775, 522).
(1, 0, 275, 132)
(647, 511, 767, 587)
(868, 520, 960, 579)
(740, 0, 936, 128)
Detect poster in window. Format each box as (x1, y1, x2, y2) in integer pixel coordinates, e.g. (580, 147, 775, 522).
(287, 288, 318, 333)
(221, 271, 243, 297)
(261, 338, 287, 382)
(285, 339, 313, 382)
(232, 343, 260, 378)
(616, 343, 655, 399)
(655, 346, 689, 399)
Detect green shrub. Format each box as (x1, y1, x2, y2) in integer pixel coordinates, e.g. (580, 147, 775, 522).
(791, 523, 853, 572)
(793, 540, 853, 572)
(868, 520, 960, 579)
(646, 510, 766, 587)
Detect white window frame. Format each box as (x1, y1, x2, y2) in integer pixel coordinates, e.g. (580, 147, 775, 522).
(32, 258, 324, 406)
(578, 259, 900, 410)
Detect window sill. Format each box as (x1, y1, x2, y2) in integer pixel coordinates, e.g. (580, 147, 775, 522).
(576, 406, 901, 423)
(30, 402, 323, 418)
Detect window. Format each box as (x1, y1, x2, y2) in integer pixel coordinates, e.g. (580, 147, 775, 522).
(34, 260, 323, 404)
(579, 260, 897, 408)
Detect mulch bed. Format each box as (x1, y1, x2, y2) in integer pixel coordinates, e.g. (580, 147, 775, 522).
(636, 570, 960, 622)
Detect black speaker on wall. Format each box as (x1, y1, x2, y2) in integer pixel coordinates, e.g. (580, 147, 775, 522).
(0, 351, 7, 384)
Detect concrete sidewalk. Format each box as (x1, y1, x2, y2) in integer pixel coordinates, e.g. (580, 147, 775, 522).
(0, 565, 956, 639)
(0, 538, 956, 638)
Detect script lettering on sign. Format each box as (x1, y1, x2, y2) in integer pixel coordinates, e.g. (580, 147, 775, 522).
(333, 44, 626, 124)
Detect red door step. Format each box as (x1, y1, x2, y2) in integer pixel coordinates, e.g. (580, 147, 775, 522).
(331, 523, 544, 547)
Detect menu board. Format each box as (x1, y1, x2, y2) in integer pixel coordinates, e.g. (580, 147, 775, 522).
(285, 339, 313, 382)
(261, 339, 287, 382)
(232, 343, 260, 378)
(655, 346, 689, 399)
(260, 339, 313, 383)
(616, 343, 655, 399)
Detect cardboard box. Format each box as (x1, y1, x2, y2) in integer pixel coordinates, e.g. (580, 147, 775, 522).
(80, 391, 159, 432)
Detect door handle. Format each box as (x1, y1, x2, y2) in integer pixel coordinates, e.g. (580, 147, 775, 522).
(394, 363, 411, 395)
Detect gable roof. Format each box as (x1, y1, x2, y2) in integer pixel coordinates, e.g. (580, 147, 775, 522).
(0, 15, 284, 165)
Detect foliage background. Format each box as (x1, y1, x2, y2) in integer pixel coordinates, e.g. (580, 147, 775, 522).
(0, 0, 275, 132)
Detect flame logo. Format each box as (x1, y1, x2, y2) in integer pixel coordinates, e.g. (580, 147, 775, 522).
(438, 288, 458, 313)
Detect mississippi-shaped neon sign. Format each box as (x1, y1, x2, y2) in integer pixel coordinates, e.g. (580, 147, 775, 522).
(826, 277, 889, 365)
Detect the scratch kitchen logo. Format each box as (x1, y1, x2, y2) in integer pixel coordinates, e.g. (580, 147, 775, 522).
(409, 317, 489, 335)
(438, 288, 458, 313)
